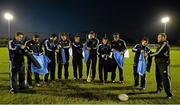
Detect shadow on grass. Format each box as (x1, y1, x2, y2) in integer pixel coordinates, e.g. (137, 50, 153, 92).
(0, 84, 9, 90)
(130, 96, 165, 100)
(126, 91, 157, 96)
(171, 64, 180, 67)
(0, 72, 9, 75)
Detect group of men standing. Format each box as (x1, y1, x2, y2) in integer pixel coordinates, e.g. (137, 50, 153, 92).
(8, 31, 172, 99)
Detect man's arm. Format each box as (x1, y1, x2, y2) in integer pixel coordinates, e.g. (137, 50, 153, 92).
(44, 40, 52, 51)
(150, 42, 167, 56)
(132, 44, 140, 52)
(8, 40, 16, 51)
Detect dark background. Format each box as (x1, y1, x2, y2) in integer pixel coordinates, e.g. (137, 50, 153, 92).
(0, 0, 179, 45)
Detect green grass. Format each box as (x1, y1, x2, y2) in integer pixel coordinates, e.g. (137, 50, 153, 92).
(0, 47, 180, 104)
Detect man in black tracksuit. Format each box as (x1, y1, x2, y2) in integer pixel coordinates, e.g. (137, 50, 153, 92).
(150, 33, 172, 99)
(8, 32, 25, 94)
(97, 37, 111, 83)
(57, 33, 70, 80)
(132, 38, 152, 90)
(25, 34, 43, 87)
(111, 33, 127, 84)
(71, 34, 83, 80)
(44, 34, 57, 82)
(85, 31, 99, 81)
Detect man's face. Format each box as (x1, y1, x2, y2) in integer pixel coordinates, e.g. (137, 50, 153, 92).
(102, 39, 108, 44)
(61, 36, 67, 41)
(88, 34, 93, 39)
(141, 40, 148, 46)
(113, 36, 119, 41)
(33, 37, 40, 43)
(157, 35, 165, 43)
(74, 37, 80, 43)
(15, 35, 23, 41)
(50, 37, 57, 41)
(92, 34, 96, 39)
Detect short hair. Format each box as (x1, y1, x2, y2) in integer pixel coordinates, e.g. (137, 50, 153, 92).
(50, 33, 57, 38)
(113, 32, 120, 38)
(113, 32, 119, 36)
(89, 31, 95, 35)
(159, 33, 167, 39)
(61, 32, 67, 37)
(74, 34, 80, 38)
(102, 37, 108, 41)
(16, 32, 24, 36)
(33, 34, 40, 38)
(142, 37, 149, 42)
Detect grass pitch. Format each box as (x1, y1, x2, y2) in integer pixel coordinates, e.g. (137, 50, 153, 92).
(0, 47, 180, 104)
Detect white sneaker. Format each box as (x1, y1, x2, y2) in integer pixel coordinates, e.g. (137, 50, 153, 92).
(36, 83, 41, 87)
(28, 85, 33, 89)
(9, 88, 15, 94)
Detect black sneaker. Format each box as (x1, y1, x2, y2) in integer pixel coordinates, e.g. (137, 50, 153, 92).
(19, 87, 26, 90)
(99, 80, 103, 83)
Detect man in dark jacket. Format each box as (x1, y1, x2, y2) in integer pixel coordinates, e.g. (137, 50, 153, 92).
(132, 37, 151, 90)
(56, 33, 71, 80)
(25, 34, 43, 87)
(150, 33, 172, 99)
(85, 31, 99, 82)
(111, 32, 127, 84)
(44, 34, 57, 82)
(97, 37, 111, 83)
(8, 32, 26, 94)
(71, 34, 83, 80)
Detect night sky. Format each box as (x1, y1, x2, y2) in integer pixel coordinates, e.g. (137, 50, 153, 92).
(0, 0, 179, 44)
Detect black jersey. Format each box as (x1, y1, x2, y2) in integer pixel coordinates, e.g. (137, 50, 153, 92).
(8, 39, 25, 67)
(25, 40, 43, 54)
(97, 44, 111, 59)
(151, 41, 170, 64)
(71, 42, 83, 59)
(111, 39, 126, 52)
(86, 38, 99, 55)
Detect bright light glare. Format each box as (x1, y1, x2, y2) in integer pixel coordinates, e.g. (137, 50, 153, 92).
(161, 17, 170, 23)
(4, 13, 13, 20)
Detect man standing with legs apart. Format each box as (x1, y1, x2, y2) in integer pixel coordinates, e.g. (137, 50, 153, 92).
(85, 31, 99, 82)
(8, 32, 26, 94)
(71, 34, 83, 80)
(150, 33, 172, 99)
(25, 34, 43, 87)
(57, 33, 70, 80)
(132, 37, 151, 90)
(97, 37, 111, 83)
(111, 32, 127, 84)
(44, 34, 57, 83)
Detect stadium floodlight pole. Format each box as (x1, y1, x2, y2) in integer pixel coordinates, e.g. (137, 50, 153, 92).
(4, 12, 13, 40)
(4, 12, 13, 90)
(161, 17, 170, 34)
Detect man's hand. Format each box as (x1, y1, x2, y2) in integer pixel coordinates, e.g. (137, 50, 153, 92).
(57, 44, 61, 49)
(111, 49, 114, 52)
(21, 45, 26, 49)
(141, 50, 145, 53)
(87, 47, 91, 50)
(145, 53, 148, 57)
(120, 51, 124, 55)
